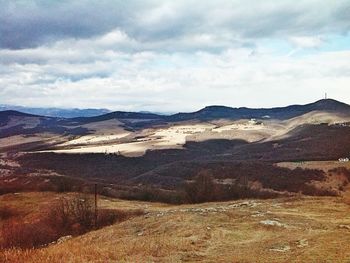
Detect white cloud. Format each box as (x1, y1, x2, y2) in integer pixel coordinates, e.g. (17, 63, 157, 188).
(289, 36, 323, 48)
(1, 0, 350, 112)
(1, 32, 350, 112)
(1, 0, 350, 50)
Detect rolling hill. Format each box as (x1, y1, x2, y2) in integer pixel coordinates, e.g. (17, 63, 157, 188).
(1, 100, 350, 263)
(168, 99, 350, 121)
(1, 98, 350, 202)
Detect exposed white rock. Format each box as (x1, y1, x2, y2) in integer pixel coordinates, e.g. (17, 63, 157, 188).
(260, 220, 285, 227)
(296, 239, 308, 248)
(57, 235, 72, 244)
(269, 245, 291, 252)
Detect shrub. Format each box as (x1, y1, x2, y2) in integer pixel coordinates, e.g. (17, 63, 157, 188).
(184, 170, 217, 203)
(47, 195, 145, 234)
(47, 195, 95, 235)
(0, 196, 145, 249)
(0, 206, 18, 220)
(97, 209, 144, 227)
(329, 167, 350, 181)
(0, 219, 58, 249)
(119, 186, 188, 204)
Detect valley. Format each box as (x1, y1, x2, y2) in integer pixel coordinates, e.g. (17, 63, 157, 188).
(1, 99, 350, 262)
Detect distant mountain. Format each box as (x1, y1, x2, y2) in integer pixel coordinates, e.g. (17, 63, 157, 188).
(2, 99, 349, 122)
(0, 110, 89, 139)
(74, 98, 350, 123)
(0, 110, 36, 118)
(1, 99, 350, 135)
(0, 105, 111, 118)
(0, 110, 36, 126)
(167, 99, 350, 121)
(72, 111, 165, 123)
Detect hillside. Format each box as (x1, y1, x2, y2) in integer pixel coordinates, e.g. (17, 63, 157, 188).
(1, 99, 350, 202)
(3, 103, 349, 156)
(167, 99, 350, 121)
(2, 193, 350, 262)
(1, 101, 350, 262)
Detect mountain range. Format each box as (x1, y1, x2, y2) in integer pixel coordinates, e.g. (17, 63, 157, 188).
(0, 105, 111, 118)
(1, 98, 350, 204)
(1, 98, 350, 140)
(2, 99, 350, 120)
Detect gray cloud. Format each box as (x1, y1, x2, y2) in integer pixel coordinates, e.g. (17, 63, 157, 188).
(1, 0, 350, 111)
(1, 0, 350, 50)
(0, 0, 134, 49)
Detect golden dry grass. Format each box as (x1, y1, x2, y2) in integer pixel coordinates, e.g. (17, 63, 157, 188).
(1, 193, 350, 262)
(277, 160, 350, 172)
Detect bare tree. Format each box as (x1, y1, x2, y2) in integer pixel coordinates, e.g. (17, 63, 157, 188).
(49, 194, 94, 234)
(185, 170, 217, 203)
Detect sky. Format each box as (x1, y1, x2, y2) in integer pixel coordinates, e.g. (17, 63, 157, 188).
(1, 0, 350, 112)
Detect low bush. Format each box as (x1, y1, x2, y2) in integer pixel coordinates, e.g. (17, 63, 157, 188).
(97, 208, 144, 227)
(0, 195, 144, 249)
(183, 170, 281, 203)
(184, 170, 218, 203)
(120, 186, 187, 204)
(329, 167, 350, 181)
(0, 206, 18, 220)
(0, 219, 58, 249)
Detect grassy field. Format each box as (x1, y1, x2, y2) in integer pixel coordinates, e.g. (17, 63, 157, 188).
(1, 192, 350, 262)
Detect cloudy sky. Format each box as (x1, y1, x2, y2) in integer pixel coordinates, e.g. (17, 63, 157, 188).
(1, 0, 350, 112)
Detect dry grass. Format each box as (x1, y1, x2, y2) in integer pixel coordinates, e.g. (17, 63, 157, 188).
(277, 160, 350, 172)
(1, 193, 350, 262)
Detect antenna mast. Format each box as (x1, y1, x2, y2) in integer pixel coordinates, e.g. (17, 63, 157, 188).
(325, 92, 327, 100)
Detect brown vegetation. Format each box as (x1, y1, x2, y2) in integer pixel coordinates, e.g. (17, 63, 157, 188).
(0, 194, 144, 249)
(12, 151, 338, 203)
(1, 219, 58, 249)
(329, 167, 350, 181)
(0, 206, 18, 220)
(1, 195, 350, 262)
(183, 170, 281, 203)
(184, 170, 217, 203)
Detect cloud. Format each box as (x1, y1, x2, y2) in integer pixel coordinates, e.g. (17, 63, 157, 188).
(289, 36, 323, 48)
(1, 38, 350, 111)
(1, 0, 350, 111)
(1, 0, 350, 50)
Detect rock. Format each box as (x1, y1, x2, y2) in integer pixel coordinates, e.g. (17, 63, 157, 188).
(296, 239, 308, 248)
(57, 235, 72, 244)
(260, 220, 285, 227)
(269, 245, 291, 252)
(206, 207, 218, 212)
(251, 211, 265, 217)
